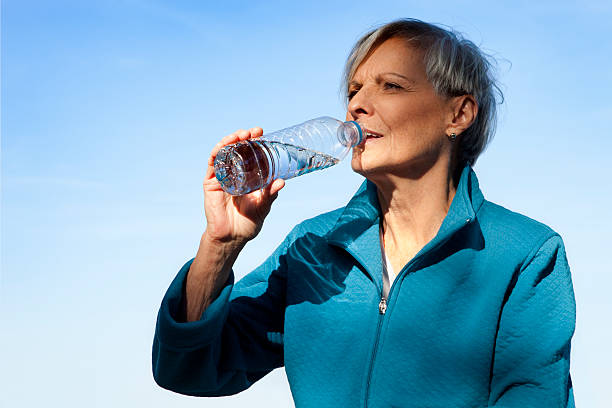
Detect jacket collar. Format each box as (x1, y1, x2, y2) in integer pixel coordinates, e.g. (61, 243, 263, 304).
(325, 165, 484, 282)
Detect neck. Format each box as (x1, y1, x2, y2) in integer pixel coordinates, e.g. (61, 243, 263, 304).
(374, 160, 458, 264)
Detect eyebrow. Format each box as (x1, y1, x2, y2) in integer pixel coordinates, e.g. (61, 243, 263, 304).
(379, 72, 417, 84)
(348, 80, 361, 89)
(349, 72, 417, 88)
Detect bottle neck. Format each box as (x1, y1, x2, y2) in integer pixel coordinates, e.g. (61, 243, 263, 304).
(342, 120, 364, 147)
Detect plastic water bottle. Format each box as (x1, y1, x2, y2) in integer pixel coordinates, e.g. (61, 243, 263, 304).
(214, 116, 364, 195)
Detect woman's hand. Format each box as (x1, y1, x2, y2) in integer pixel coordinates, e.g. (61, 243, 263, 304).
(202, 127, 285, 247)
(184, 127, 284, 322)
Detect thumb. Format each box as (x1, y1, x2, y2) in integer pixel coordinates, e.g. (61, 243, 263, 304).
(269, 179, 285, 196)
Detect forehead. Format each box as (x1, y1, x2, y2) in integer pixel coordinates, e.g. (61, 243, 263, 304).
(351, 37, 426, 81)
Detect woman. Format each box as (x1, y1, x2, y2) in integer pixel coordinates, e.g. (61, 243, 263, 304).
(153, 19, 575, 407)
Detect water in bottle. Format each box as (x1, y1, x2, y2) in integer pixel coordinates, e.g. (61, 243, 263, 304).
(214, 117, 363, 195)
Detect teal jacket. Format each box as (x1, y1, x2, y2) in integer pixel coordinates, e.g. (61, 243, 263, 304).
(153, 166, 575, 407)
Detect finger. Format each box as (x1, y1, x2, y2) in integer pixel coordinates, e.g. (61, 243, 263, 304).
(207, 130, 248, 172)
(206, 126, 262, 183)
(269, 178, 285, 195)
(203, 175, 224, 191)
(258, 179, 284, 205)
(269, 191, 279, 204)
(235, 128, 253, 142)
(250, 127, 263, 139)
(267, 183, 283, 209)
(210, 129, 249, 159)
(236, 128, 254, 141)
(205, 162, 215, 179)
(252, 181, 275, 203)
(207, 126, 264, 177)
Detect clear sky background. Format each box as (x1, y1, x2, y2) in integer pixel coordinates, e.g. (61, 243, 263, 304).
(2, 1, 611, 407)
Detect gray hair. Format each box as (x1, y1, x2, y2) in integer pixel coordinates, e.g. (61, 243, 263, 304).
(342, 19, 503, 168)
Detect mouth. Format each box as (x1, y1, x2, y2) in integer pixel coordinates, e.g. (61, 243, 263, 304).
(364, 128, 384, 141)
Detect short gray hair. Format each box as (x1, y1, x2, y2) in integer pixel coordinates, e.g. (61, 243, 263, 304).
(342, 18, 503, 168)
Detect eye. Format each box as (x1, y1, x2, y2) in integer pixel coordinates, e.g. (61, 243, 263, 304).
(347, 89, 359, 100)
(384, 82, 402, 90)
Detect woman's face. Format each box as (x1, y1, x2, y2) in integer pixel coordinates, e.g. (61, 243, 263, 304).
(346, 37, 456, 180)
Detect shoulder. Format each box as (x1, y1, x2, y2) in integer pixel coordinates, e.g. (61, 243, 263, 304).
(477, 200, 564, 264)
(286, 206, 346, 241)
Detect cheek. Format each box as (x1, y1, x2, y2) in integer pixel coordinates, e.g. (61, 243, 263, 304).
(388, 102, 447, 139)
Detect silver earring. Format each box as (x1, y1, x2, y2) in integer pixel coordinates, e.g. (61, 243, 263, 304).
(449, 133, 457, 142)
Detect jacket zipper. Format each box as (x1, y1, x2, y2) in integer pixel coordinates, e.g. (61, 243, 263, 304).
(362, 252, 423, 406)
(359, 212, 474, 406)
(364, 296, 386, 408)
(378, 297, 387, 314)
(362, 233, 460, 407)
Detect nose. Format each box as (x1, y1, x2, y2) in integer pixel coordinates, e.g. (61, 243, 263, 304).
(347, 87, 374, 121)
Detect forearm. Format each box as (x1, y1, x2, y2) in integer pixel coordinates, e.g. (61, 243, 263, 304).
(153, 236, 286, 396)
(185, 232, 246, 322)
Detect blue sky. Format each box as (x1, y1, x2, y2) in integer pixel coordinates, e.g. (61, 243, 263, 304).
(2, 1, 611, 406)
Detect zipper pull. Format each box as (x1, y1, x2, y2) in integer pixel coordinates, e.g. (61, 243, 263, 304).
(378, 297, 387, 315)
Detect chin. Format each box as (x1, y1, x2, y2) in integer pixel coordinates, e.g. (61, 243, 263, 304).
(351, 158, 384, 179)
(351, 148, 387, 176)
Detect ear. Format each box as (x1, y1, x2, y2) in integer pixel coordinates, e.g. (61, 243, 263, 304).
(447, 95, 478, 136)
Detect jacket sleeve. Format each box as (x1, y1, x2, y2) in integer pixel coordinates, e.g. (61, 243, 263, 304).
(488, 234, 576, 408)
(152, 231, 295, 397)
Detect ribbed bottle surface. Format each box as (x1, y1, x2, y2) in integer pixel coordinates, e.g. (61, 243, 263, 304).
(262, 117, 344, 157)
(214, 117, 362, 196)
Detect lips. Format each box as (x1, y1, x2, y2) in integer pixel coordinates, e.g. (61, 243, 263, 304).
(364, 128, 383, 140)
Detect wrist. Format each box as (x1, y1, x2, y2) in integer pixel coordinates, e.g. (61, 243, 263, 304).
(201, 230, 248, 253)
